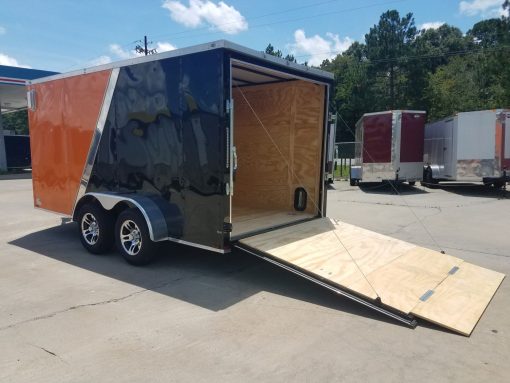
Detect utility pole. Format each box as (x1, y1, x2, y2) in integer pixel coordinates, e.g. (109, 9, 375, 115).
(135, 36, 157, 56)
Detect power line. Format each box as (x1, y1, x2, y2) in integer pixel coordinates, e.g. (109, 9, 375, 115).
(152, 0, 410, 43)
(65, 0, 410, 71)
(293, 44, 510, 64)
(150, 0, 346, 40)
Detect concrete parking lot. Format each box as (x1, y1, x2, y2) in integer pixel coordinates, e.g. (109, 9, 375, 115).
(0, 177, 508, 383)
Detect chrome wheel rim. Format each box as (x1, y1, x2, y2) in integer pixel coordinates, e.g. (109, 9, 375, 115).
(120, 220, 142, 256)
(81, 213, 100, 245)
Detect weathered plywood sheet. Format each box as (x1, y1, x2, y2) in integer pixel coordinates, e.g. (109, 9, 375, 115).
(411, 262, 505, 336)
(354, 247, 464, 314)
(232, 80, 324, 215)
(239, 217, 505, 335)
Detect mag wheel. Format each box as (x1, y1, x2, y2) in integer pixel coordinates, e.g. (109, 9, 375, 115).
(77, 203, 115, 254)
(115, 208, 158, 266)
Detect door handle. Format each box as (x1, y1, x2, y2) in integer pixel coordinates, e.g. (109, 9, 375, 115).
(232, 146, 238, 180)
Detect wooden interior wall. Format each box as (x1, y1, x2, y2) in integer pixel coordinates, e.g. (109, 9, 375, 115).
(232, 80, 325, 214)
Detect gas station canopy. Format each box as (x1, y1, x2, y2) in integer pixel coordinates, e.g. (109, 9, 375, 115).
(0, 65, 58, 111)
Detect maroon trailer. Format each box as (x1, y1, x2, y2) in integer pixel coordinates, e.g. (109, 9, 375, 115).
(350, 110, 426, 185)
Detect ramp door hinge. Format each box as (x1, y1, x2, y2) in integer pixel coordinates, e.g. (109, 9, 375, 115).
(419, 290, 434, 302)
(448, 266, 459, 275)
(226, 99, 231, 113)
(223, 222, 232, 233)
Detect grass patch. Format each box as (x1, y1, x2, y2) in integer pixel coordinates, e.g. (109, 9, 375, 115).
(334, 165, 350, 178)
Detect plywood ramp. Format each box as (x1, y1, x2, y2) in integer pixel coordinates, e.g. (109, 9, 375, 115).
(238, 218, 505, 336)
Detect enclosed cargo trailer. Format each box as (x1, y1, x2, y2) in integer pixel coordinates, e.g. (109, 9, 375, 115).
(350, 110, 426, 186)
(27, 41, 503, 335)
(423, 110, 510, 187)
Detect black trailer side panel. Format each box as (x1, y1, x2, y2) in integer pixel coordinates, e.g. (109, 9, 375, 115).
(87, 50, 229, 250)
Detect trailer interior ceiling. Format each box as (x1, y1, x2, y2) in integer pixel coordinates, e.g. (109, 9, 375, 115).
(230, 61, 326, 238)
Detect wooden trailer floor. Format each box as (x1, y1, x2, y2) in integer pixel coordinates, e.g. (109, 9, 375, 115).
(238, 218, 505, 336)
(231, 207, 314, 239)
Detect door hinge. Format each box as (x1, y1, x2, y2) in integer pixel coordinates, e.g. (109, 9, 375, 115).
(223, 222, 233, 233)
(419, 290, 434, 302)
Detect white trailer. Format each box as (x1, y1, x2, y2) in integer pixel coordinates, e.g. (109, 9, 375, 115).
(423, 110, 510, 187)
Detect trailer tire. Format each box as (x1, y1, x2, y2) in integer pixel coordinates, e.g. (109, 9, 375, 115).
(422, 168, 437, 187)
(77, 203, 115, 254)
(493, 181, 505, 189)
(408, 181, 416, 186)
(115, 208, 158, 266)
(350, 178, 357, 186)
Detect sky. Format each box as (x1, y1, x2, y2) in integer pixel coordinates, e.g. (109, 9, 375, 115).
(0, 0, 508, 72)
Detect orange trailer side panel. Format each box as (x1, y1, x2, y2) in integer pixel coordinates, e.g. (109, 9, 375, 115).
(28, 70, 111, 215)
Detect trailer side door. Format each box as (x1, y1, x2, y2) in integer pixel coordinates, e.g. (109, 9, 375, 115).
(443, 118, 455, 178)
(504, 113, 510, 170)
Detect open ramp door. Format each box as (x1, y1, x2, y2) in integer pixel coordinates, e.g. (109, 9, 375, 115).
(236, 218, 504, 336)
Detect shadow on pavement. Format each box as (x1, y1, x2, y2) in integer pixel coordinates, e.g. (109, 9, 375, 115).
(422, 182, 509, 199)
(9, 222, 409, 329)
(358, 182, 428, 195)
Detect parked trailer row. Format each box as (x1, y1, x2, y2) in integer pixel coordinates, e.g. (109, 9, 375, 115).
(349, 109, 509, 188)
(27, 40, 503, 335)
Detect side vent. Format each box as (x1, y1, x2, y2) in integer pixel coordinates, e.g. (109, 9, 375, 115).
(294, 187, 307, 211)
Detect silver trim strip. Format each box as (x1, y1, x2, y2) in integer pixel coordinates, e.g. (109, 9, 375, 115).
(229, 97, 235, 196)
(320, 84, 330, 216)
(29, 40, 333, 86)
(362, 110, 426, 117)
(72, 68, 119, 218)
(163, 237, 227, 253)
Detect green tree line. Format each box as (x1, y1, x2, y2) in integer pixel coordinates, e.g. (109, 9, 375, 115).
(2, 110, 28, 135)
(267, 5, 510, 142)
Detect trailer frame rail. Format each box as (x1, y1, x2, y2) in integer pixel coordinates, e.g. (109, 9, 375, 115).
(234, 243, 418, 328)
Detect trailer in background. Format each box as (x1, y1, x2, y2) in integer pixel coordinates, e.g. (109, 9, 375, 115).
(350, 110, 426, 186)
(423, 109, 510, 187)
